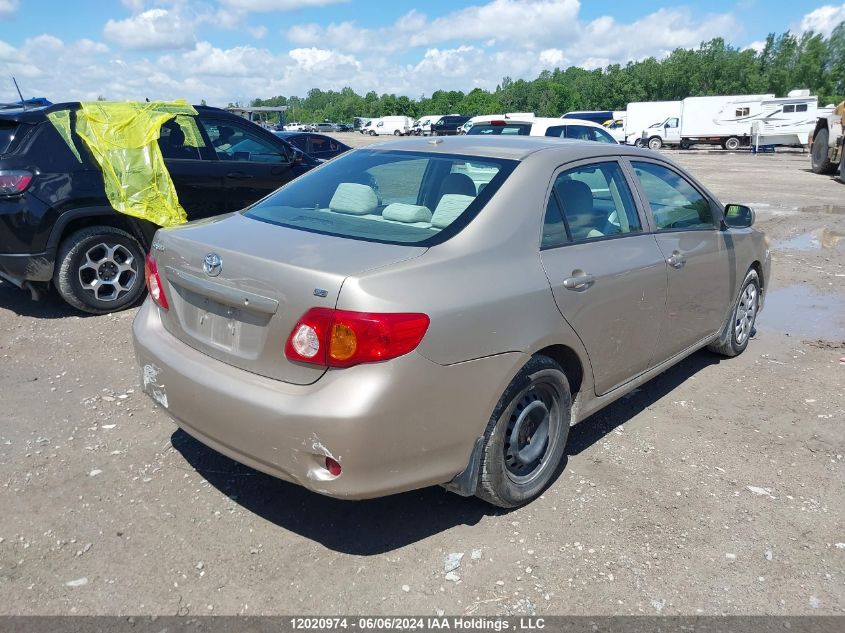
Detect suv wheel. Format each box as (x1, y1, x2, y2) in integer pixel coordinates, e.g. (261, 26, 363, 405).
(54, 225, 146, 314)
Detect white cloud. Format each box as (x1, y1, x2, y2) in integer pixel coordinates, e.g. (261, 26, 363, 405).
(798, 3, 845, 36)
(103, 8, 196, 50)
(0, 0, 18, 18)
(0, 0, 758, 107)
(221, 0, 348, 10)
(745, 40, 766, 53)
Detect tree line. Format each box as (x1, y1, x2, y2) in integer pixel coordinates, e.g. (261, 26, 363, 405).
(243, 25, 845, 123)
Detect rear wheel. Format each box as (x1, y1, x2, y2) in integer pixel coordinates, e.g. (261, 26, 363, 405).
(708, 269, 760, 357)
(679, 139, 691, 150)
(811, 128, 835, 174)
(475, 356, 571, 508)
(647, 136, 663, 150)
(394, 129, 401, 136)
(54, 225, 146, 314)
(724, 136, 741, 151)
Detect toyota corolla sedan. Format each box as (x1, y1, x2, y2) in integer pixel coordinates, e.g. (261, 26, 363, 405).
(133, 136, 770, 508)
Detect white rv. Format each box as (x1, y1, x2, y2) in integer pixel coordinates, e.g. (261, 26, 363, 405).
(751, 91, 831, 148)
(371, 116, 413, 136)
(640, 94, 775, 150)
(624, 101, 682, 145)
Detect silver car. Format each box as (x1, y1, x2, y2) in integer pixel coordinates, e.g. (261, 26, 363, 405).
(133, 137, 770, 508)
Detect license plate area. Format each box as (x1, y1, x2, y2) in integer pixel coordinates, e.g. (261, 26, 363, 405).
(173, 285, 271, 356)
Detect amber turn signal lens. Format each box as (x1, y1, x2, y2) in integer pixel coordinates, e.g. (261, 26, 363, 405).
(329, 322, 357, 361)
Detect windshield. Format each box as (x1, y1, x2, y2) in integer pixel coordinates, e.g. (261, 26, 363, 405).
(467, 123, 532, 136)
(245, 149, 517, 246)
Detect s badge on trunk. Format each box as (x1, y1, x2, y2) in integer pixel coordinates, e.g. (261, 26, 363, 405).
(203, 253, 223, 277)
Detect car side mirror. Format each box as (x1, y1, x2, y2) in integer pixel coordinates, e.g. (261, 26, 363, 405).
(723, 204, 754, 228)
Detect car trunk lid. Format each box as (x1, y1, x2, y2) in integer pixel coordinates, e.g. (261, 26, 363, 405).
(153, 213, 426, 385)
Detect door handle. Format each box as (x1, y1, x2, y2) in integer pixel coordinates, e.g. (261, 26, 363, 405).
(666, 251, 686, 269)
(563, 273, 595, 291)
(226, 172, 254, 180)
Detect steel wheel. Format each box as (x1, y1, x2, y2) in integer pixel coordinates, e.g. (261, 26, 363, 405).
(734, 282, 757, 345)
(476, 357, 571, 508)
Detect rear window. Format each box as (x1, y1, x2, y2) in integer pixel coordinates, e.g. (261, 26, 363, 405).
(245, 149, 517, 246)
(0, 122, 20, 154)
(468, 123, 532, 136)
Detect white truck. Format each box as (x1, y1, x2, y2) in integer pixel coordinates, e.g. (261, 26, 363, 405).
(624, 101, 681, 145)
(810, 100, 845, 180)
(641, 94, 776, 150)
(371, 116, 414, 136)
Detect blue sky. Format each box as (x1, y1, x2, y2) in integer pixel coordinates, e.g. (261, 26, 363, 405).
(1, 1, 843, 106)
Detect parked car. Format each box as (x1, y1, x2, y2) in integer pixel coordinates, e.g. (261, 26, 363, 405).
(431, 115, 471, 136)
(337, 123, 353, 132)
(133, 136, 769, 508)
(273, 131, 351, 161)
(0, 103, 318, 314)
(467, 116, 618, 143)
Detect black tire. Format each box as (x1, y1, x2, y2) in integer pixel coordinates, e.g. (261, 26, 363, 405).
(708, 269, 760, 357)
(53, 225, 146, 315)
(679, 140, 691, 150)
(475, 356, 571, 508)
(724, 136, 741, 151)
(647, 136, 663, 150)
(811, 127, 835, 174)
(393, 130, 401, 136)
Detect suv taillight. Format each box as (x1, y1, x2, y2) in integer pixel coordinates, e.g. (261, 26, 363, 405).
(0, 170, 33, 195)
(144, 254, 169, 310)
(285, 308, 429, 368)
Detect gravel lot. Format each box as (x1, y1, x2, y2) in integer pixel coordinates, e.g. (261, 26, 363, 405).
(1, 137, 843, 616)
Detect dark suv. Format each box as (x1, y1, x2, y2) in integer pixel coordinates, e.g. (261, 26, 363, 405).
(430, 115, 471, 136)
(0, 104, 318, 313)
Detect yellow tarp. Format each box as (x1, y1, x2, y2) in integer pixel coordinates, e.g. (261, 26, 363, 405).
(73, 100, 199, 227)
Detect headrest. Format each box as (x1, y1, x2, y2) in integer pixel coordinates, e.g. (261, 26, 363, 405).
(432, 194, 474, 229)
(328, 183, 379, 215)
(382, 203, 432, 223)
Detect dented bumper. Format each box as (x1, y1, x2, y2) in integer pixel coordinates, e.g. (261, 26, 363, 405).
(132, 299, 525, 499)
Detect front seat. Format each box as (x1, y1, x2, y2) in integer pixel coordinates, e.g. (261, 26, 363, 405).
(557, 179, 605, 240)
(436, 173, 476, 207)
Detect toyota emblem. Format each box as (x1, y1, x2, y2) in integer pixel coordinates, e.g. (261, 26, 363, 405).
(203, 253, 223, 277)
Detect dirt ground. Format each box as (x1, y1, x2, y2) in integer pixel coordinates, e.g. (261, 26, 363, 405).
(0, 139, 843, 617)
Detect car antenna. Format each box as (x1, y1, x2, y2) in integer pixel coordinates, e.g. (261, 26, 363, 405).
(12, 76, 26, 110)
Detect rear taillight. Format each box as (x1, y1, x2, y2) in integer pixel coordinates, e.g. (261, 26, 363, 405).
(0, 170, 33, 195)
(285, 307, 430, 368)
(144, 254, 169, 310)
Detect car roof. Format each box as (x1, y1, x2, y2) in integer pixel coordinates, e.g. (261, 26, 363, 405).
(0, 102, 233, 124)
(367, 135, 652, 161)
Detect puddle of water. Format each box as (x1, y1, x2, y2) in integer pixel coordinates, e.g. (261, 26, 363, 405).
(759, 285, 845, 339)
(776, 228, 845, 251)
(800, 205, 845, 215)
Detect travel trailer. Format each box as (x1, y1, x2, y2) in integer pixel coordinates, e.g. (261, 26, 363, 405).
(751, 91, 831, 148)
(624, 101, 681, 145)
(640, 94, 776, 150)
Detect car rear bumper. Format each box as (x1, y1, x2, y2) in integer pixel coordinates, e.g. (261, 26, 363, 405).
(0, 252, 54, 286)
(132, 300, 525, 500)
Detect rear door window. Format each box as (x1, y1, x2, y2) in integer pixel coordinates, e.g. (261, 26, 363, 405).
(549, 161, 642, 243)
